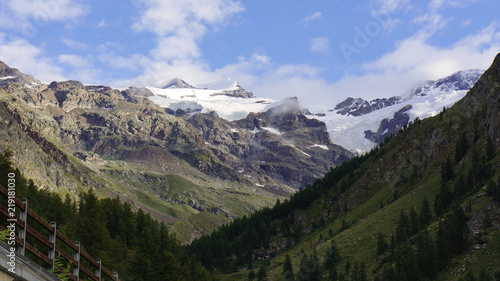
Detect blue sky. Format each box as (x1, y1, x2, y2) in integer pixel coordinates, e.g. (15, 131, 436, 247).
(0, 0, 499, 108)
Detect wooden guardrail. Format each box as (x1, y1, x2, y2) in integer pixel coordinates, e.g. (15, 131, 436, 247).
(0, 184, 118, 281)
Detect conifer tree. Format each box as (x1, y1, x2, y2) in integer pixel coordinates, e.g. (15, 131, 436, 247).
(396, 210, 410, 243)
(376, 232, 388, 256)
(283, 254, 295, 281)
(248, 269, 256, 281)
(486, 135, 496, 161)
(416, 229, 438, 279)
(324, 240, 341, 268)
(456, 132, 469, 163)
(410, 207, 420, 235)
(419, 197, 432, 226)
(257, 264, 267, 281)
(76, 188, 112, 257)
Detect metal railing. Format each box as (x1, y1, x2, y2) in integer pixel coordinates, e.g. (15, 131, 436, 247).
(0, 184, 119, 281)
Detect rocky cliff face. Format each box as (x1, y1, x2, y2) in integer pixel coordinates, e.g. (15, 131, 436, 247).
(334, 96, 401, 116)
(188, 97, 351, 190)
(364, 104, 412, 143)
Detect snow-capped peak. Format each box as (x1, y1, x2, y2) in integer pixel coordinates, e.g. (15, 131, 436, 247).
(310, 69, 484, 154)
(162, 78, 196, 89)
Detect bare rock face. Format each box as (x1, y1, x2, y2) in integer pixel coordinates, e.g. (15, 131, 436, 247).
(0, 61, 40, 86)
(334, 96, 401, 116)
(188, 97, 353, 190)
(460, 54, 500, 146)
(365, 104, 412, 144)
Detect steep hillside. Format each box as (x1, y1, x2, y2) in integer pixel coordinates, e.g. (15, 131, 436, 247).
(189, 54, 500, 280)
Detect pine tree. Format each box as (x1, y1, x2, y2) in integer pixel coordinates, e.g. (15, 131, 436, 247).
(76, 188, 112, 257)
(416, 229, 438, 279)
(420, 197, 432, 226)
(478, 269, 492, 281)
(410, 207, 420, 235)
(483, 210, 492, 228)
(456, 132, 469, 163)
(454, 174, 468, 198)
(486, 135, 496, 161)
(283, 254, 295, 281)
(376, 232, 388, 256)
(441, 158, 454, 183)
(396, 210, 410, 243)
(324, 240, 341, 268)
(248, 269, 256, 281)
(465, 270, 476, 281)
(257, 264, 267, 281)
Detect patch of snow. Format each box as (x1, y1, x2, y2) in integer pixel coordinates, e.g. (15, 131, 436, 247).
(300, 150, 311, 157)
(147, 86, 280, 121)
(309, 144, 329, 150)
(255, 183, 264, 187)
(230, 128, 238, 133)
(0, 76, 17, 80)
(261, 127, 283, 135)
(249, 127, 260, 134)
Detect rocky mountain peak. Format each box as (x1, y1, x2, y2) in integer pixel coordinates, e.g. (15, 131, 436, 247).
(334, 96, 401, 116)
(0, 60, 39, 86)
(412, 69, 483, 97)
(0, 61, 10, 69)
(162, 78, 196, 89)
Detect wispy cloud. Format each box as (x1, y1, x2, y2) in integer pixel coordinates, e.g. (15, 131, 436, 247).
(369, 0, 412, 16)
(310, 37, 330, 52)
(62, 38, 88, 50)
(301, 12, 322, 23)
(0, 35, 66, 82)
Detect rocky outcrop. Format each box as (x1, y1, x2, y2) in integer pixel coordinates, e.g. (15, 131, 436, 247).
(334, 96, 401, 116)
(210, 83, 254, 98)
(188, 97, 353, 190)
(0, 61, 39, 86)
(460, 55, 500, 146)
(365, 104, 412, 144)
(162, 78, 196, 89)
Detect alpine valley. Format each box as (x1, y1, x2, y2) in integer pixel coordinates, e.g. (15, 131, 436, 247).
(0, 59, 487, 243)
(1, 50, 500, 280)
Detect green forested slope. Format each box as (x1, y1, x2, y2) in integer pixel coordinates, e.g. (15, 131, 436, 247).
(188, 54, 500, 280)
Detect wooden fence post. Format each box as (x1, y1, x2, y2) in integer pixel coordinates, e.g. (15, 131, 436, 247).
(96, 258, 102, 281)
(74, 241, 81, 280)
(18, 197, 28, 255)
(48, 221, 57, 269)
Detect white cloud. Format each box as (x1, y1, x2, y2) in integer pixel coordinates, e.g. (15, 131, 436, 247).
(310, 37, 330, 52)
(346, 23, 500, 98)
(120, 0, 244, 86)
(370, 0, 412, 16)
(301, 12, 322, 23)
(0, 35, 66, 82)
(57, 54, 101, 84)
(0, 0, 87, 36)
(132, 0, 244, 36)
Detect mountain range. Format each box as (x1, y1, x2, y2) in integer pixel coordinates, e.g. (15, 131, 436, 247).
(0, 51, 499, 280)
(0, 61, 350, 242)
